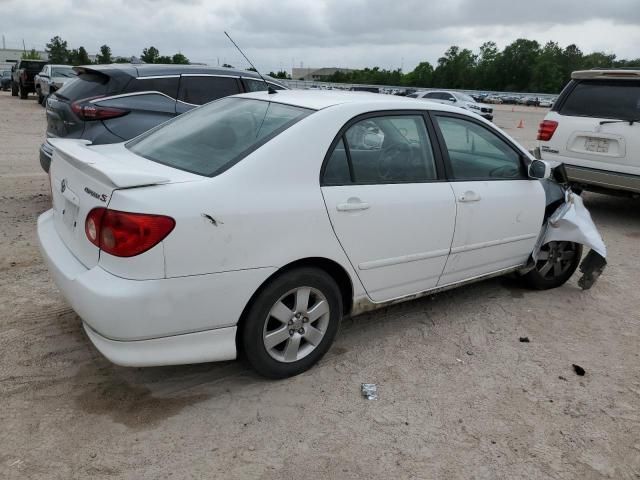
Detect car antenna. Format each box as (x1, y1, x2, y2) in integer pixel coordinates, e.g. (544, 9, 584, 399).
(224, 31, 276, 94)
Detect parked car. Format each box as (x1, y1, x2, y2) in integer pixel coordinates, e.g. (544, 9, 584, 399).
(34, 64, 76, 105)
(538, 98, 554, 108)
(501, 95, 520, 105)
(39, 64, 287, 172)
(0, 70, 11, 91)
(484, 95, 503, 104)
(11, 59, 48, 99)
(411, 90, 493, 121)
(349, 86, 380, 93)
(37, 90, 605, 378)
(537, 69, 640, 197)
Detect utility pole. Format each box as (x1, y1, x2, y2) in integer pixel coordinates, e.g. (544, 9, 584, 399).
(22, 38, 26, 52)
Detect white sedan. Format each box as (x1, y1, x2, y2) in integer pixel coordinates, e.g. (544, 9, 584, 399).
(38, 91, 604, 378)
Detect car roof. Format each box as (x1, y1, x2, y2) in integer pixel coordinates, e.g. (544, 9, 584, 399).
(235, 90, 471, 113)
(78, 63, 271, 79)
(572, 69, 640, 80)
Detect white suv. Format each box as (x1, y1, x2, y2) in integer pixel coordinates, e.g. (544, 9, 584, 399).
(536, 70, 640, 196)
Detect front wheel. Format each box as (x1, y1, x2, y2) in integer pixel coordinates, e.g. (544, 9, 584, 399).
(522, 241, 582, 290)
(11, 82, 18, 96)
(241, 268, 342, 378)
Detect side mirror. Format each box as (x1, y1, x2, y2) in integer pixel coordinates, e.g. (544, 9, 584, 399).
(528, 159, 551, 179)
(447, 97, 456, 102)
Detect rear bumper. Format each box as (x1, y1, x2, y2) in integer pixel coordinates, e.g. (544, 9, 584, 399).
(37, 209, 274, 366)
(40, 141, 53, 172)
(564, 165, 640, 194)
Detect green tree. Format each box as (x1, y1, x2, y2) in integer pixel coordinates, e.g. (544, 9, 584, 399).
(531, 41, 564, 93)
(156, 55, 173, 63)
(433, 46, 476, 89)
(268, 70, 290, 79)
(582, 52, 616, 70)
(95, 44, 113, 64)
(141, 46, 160, 63)
(475, 41, 500, 90)
(222, 63, 234, 68)
(76, 46, 91, 65)
(403, 61, 433, 87)
(172, 53, 189, 64)
(46, 36, 69, 64)
(498, 39, 541, 91)
(21, 49, 41, 60)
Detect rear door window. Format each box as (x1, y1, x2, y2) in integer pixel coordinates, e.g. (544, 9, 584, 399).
(125, 76, 179, 98)
(560, 80, 640, 120)
(178, 75, 240, 105)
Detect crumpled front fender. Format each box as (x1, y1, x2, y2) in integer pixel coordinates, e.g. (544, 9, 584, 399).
(532, 190, 607, 289)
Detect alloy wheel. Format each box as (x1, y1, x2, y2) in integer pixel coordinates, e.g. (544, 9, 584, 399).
(262, 286, 331, 363)
(535, 241, 577, 279)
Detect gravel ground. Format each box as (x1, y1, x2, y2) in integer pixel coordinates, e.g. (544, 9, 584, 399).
(1, 91, 639, 480)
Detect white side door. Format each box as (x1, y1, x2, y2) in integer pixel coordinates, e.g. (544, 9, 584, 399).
(321, 114, 456, 302)
(432, 113, 545, 286)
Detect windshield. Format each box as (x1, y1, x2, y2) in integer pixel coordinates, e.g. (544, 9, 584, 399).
(52, 67, 76, 78)
(127, 98, 313, 177)
(454, 92, 476, 103)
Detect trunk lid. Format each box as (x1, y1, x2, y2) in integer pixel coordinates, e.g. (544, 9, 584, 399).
(48, 139, 201, 268)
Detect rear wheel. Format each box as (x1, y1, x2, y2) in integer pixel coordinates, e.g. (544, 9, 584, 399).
(522, 241, 582, 290)
(36, 87, 43, 104)
(242, 268, 342, 378)
(11, 81, 18, 96)
(19, 83, 28, 99)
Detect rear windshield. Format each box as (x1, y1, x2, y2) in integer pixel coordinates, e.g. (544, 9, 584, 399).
(127, 97, 313, 176)
(21, 61, 46, 70)
(560, 80, 640, 120)
(55, 72, 113, 101)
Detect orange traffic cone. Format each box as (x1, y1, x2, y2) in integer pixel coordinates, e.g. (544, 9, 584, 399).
(517, 119, 525, 128)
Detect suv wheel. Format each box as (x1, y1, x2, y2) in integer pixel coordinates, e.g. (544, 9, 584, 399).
(19, 83, 28, 99)
(242, 267, 342, 378)
(11, 81, 18, 96)
(36, 87, 43, 104)
(522, 241, 582, 290)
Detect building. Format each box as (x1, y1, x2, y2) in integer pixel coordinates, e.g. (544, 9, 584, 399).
(0, 48, 49, 72)
(292, 67, 354, 81)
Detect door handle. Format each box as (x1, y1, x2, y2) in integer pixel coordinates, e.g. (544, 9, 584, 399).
(458, 191, 481, 203)
(336, 197, 370, 212)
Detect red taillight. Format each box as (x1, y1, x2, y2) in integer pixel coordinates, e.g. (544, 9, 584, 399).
(85, 208, 175, 257)
(71, 98, 129, 121)
(537, 120, 558, 141)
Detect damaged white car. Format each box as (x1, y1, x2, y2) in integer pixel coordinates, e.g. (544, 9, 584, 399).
(37, 91, 606, 378)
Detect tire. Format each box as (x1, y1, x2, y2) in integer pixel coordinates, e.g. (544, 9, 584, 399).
(19, 83, 28, 99)
(11, 82, 18, 96)
(241, 267, 343, 379)
(522, 241, 582, 290)
(37, 88, 43, 105)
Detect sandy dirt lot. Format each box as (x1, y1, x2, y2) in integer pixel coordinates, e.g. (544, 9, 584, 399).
(1, 91, 639, 480)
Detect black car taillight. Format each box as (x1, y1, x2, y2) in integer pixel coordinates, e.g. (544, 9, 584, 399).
(71, 97, 130, 121)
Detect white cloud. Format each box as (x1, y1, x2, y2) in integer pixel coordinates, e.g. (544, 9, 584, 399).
(1, 0, 638, 72)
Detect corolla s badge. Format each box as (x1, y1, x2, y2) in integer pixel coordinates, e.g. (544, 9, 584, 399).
(60, 178, 67, 193)
(84, 186, 108, 203)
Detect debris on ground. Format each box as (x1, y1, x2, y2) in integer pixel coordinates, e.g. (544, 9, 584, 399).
(578, 250, 607, 290)
(559, 375, 568, 381)
(361, 383, 378, 400)
(519, 337, 530, 343)
(572, 364, 586, 376)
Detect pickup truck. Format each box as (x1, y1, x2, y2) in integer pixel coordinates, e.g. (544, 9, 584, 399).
(11, 59, 49, 99)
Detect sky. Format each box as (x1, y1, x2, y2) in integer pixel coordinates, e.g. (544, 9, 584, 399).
(1, 0, 639, 73)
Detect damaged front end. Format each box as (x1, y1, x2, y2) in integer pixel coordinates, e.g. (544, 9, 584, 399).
(527, 167, 607, 290)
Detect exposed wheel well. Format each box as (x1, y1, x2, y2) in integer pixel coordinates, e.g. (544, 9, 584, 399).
(235, 257, 354, 354)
